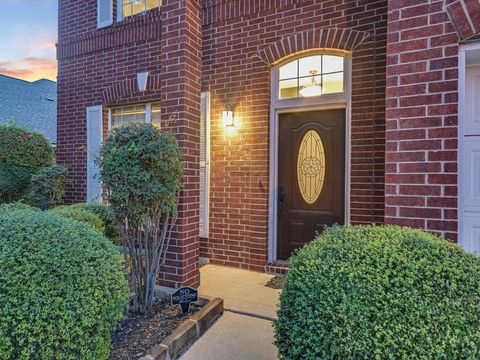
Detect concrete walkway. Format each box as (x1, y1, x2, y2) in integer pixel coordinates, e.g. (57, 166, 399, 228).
(179, 264, 280, 360)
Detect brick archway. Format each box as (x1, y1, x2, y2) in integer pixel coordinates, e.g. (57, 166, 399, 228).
(256, 28, 371, 65)
(445, 0, 480, 40)
(102, 74, 162, 104)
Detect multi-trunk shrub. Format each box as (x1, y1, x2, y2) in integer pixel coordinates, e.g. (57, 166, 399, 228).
(275, 225, 480, 360)
(98, 124, 184, 313)
(0, 206, 129, 359)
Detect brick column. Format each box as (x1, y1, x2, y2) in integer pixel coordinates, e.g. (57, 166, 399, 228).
(160, 0, 202, 288)
(385, 0, 459, 240)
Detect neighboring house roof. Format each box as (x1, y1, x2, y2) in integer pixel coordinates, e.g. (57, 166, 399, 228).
(0, 74, 57, 144)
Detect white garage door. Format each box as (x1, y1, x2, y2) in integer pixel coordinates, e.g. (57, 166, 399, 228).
(461, 65, 480, 255)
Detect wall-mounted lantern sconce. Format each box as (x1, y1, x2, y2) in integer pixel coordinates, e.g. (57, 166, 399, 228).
(222, 109, 235, 128)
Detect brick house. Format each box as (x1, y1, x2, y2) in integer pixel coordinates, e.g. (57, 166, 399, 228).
(57, 0, 480, 288)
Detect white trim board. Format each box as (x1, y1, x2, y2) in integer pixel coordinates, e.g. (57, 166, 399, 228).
(268, 53, 352, 263)
(86, 105, 104, 202)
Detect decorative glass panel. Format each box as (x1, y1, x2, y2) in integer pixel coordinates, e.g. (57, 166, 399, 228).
(278, 55, 344, 99)
(297, 130, 326, 204)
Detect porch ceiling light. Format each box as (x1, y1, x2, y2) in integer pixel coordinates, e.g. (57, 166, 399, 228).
(299, 70, 325, 98)
(222, 109, 234, 127)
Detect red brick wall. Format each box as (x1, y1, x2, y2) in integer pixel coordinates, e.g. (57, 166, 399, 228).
(58, 0, 388, 279)
(385, 0, 460, 240)
(200, 0, 388, 271)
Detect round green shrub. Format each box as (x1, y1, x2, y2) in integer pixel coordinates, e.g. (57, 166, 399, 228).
(49, 205, 106, 234)
(98, 123, 183, 225)
(71, 203, 120, 244)
(275, 225, 480, 360)
(0, 124, 54, 203)
(0, 202, 39, 213)
(0, 208, 129, 359)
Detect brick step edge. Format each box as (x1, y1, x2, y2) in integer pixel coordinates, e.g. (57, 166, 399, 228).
(139, 297, 224, 360)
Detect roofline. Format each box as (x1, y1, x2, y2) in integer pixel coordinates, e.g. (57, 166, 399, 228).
(0, 74, 56, 85)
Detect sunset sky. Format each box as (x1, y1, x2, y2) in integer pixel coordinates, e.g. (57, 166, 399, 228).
(0, 0, 58, 82)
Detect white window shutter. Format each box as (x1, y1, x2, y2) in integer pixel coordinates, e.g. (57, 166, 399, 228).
(117, 0, 124, 22)
(86, 106, 103, 202)
(199, 92, 211, 238)
(97, 0, 113, 28)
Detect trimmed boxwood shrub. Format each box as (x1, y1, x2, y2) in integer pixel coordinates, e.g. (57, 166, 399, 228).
(0, 207, 129, 359)
(275, 225, 480, 360)
(50, 205, 105, 234)
(71, 202, 120, 244)
(0, 124, 54, 203)
(0, 202, 39, 213)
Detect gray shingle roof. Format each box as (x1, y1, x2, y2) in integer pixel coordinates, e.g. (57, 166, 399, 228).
(0, 75, 57, 144)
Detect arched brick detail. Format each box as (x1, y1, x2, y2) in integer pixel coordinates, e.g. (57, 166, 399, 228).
(256, 28, 371, 65)
(445, 0, 480, 40)
(102, 74, 162, 104)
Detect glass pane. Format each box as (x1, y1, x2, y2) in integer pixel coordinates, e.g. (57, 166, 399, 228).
(279, 60, 297, 80)
(146, 0, 160, 10)
(111, 105, 147, 128)
(132, 0, 145, 15)
(299, 75, 322, 97)
(279, 78, 298, 99)
(322, 72, 344, 94)
(123, 2, 133, 17)
(297, 130, 326, 204)
(323, 55, 343, 74)
(299, 56, 322, 78)
(151, 103, 161, 128)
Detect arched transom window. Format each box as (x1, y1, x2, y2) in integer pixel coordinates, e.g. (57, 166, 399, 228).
(278, 55, 345, 99)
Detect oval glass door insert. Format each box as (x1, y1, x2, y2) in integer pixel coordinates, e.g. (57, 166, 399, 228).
(297, 130, 326, 204)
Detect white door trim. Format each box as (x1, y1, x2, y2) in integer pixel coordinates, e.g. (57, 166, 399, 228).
(267, 54, 352, 263)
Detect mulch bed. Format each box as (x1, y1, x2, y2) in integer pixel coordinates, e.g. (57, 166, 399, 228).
(266, 276, 285, 289)
(110, 299, 200, 360)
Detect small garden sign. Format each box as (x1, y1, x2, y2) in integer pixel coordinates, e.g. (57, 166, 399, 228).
(171, 286, 198, 314)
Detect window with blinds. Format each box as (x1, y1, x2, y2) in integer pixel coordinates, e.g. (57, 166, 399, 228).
(199, 92, 211, 238)
(109, 102, 161, 129)
(119, 0, 162, 20)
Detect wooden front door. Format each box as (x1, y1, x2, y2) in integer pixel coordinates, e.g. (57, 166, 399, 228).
(277, 109, 345, 260)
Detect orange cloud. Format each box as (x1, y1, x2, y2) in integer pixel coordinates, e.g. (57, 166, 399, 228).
(0, 57, 57, 82)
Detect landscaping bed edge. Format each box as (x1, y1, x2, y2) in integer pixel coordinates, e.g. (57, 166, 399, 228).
(138, 297, 224, 360)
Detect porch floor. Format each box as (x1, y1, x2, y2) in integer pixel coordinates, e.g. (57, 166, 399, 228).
(198, 264, 281, 319)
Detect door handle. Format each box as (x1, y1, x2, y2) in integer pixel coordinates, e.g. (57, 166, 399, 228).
(278, 186, 285, 219)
